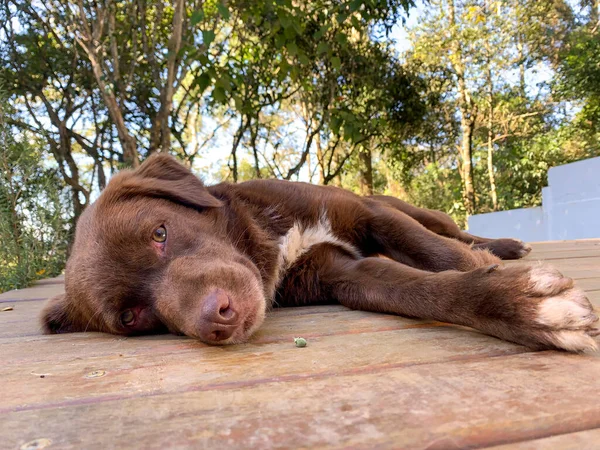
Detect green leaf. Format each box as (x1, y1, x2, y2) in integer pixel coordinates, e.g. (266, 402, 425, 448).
(197, 54, 210, 66)
(202, 30, 215, 46)
(331, 116, 342, 134)
(284, 26, 296, 40)
(286, 41, 298, 56)
(317, 42, 329, 55)
(298, 52, 309, 65)
(336, 32, 348, 45)
(216, 2, 230, 20)
(279, 14, 292, 29)
(233, 95, 243, 110)
(292, 20, 303, 35)
(196, 73, 211, 92)
(190, 10, 204, 27)
(349, 0, 362, 12)
(216, 75, 232, 91)
(212, 86, 227, 103)
(314, 24, 329, 40)
(274, 33, 286, 49)
(331, 56, 341, 70)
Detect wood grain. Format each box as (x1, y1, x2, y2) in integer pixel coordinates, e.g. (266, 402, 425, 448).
(485, 428, 600, 449)
(3, 352, 600, 449)
(1, 239, 600, 449)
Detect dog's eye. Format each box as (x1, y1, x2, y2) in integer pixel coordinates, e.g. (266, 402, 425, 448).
(120, 309, 135, 326)
(152, 226, 167, 243)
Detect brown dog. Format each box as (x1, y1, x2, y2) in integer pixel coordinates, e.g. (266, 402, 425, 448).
(41, 154, 599, 351)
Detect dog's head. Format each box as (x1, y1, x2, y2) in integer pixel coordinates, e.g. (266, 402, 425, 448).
(41, 154, 266, 344)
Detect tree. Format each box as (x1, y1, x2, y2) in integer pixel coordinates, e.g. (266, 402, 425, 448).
(194, 0, 421, 184)
(400, 0, 584, 222)
(0, 98, 70, 291)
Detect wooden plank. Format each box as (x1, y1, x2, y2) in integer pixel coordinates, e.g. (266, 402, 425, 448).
(0, 299, 440, 340)
(2, 281, 598, 341)
(0, 302, 353, 338)
(525, 248, 600, 260)
(0, 299, 46, 321)
(0, 283, 64, 301)
(506, 259, 600, 280)
(529, 239, 600, 249)
(2, 239, 600, 449)
(510, 255, 600, 267)
(0, 309, 440, 360)
(585, 290, 600, 308)
(485, 428, 600, 449)
(2, 351, 600, 449)
(32, 276, 64, 286)
(0, 326, 530, 412)
(572, 278, 600, 292)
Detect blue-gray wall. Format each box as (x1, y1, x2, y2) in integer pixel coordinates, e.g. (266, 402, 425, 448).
(468, 156, 600, 242)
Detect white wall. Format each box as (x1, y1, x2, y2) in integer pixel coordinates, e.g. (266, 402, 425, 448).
(468, 207, 545, 241)
(468, 156, 600, 241)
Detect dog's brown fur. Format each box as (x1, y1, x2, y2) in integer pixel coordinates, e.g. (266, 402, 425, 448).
(41, 154, 600, 351)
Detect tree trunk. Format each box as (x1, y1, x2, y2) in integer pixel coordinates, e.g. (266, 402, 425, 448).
(156, 0, 185, 153)
(315, 132, 325, 184)
(333, 152, 343, 187)
(250, 117, 261, 178)
(449, 0, 476, 216)
(484, 2, 498, 211)
(487, 72, 498, 211)
(74, 3, 139, 167)
(85, 52, 138, 166)
(516, 31, 526, 96)
(359, 146, 373, 195)
(37, 94, 90, 220)
(230, 116, 247, 183)
(460, 117, 476, 215)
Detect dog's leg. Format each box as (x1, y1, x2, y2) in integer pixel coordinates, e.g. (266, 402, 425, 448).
(363, 201, 503, 272)
(368, 195, 530, 260)
(282, 244, 599, 351)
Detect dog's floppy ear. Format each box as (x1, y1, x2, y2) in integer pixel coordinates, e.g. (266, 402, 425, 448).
(118, 153, 222, 210)
(41, 293, 81, 334)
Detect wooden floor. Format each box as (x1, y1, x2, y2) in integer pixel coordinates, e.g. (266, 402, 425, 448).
(2, 240, 600, 449)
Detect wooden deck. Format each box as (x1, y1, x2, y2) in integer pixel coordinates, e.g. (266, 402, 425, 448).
(2, 240, 600, 449)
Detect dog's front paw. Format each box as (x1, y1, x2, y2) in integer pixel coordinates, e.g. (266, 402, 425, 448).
(528, 265, 599, 351)
(480, 238, 532, 260)
(471, 264, 599, 351)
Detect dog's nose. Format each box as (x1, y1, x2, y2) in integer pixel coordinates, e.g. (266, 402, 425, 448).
(198, 289, 239, 342)
(201, 289, 238, 325)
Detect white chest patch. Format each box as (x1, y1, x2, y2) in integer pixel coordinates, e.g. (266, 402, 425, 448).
(276, 213, 360, 282)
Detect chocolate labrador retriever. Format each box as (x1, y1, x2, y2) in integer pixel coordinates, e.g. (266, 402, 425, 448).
(41, 154, 599, 351)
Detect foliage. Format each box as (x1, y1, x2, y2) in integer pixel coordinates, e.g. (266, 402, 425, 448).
(1, 0, 600, 291)
(558, 26, 600, 127)
(0, 100, 70, 292)
(386, 0, 600, 224)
